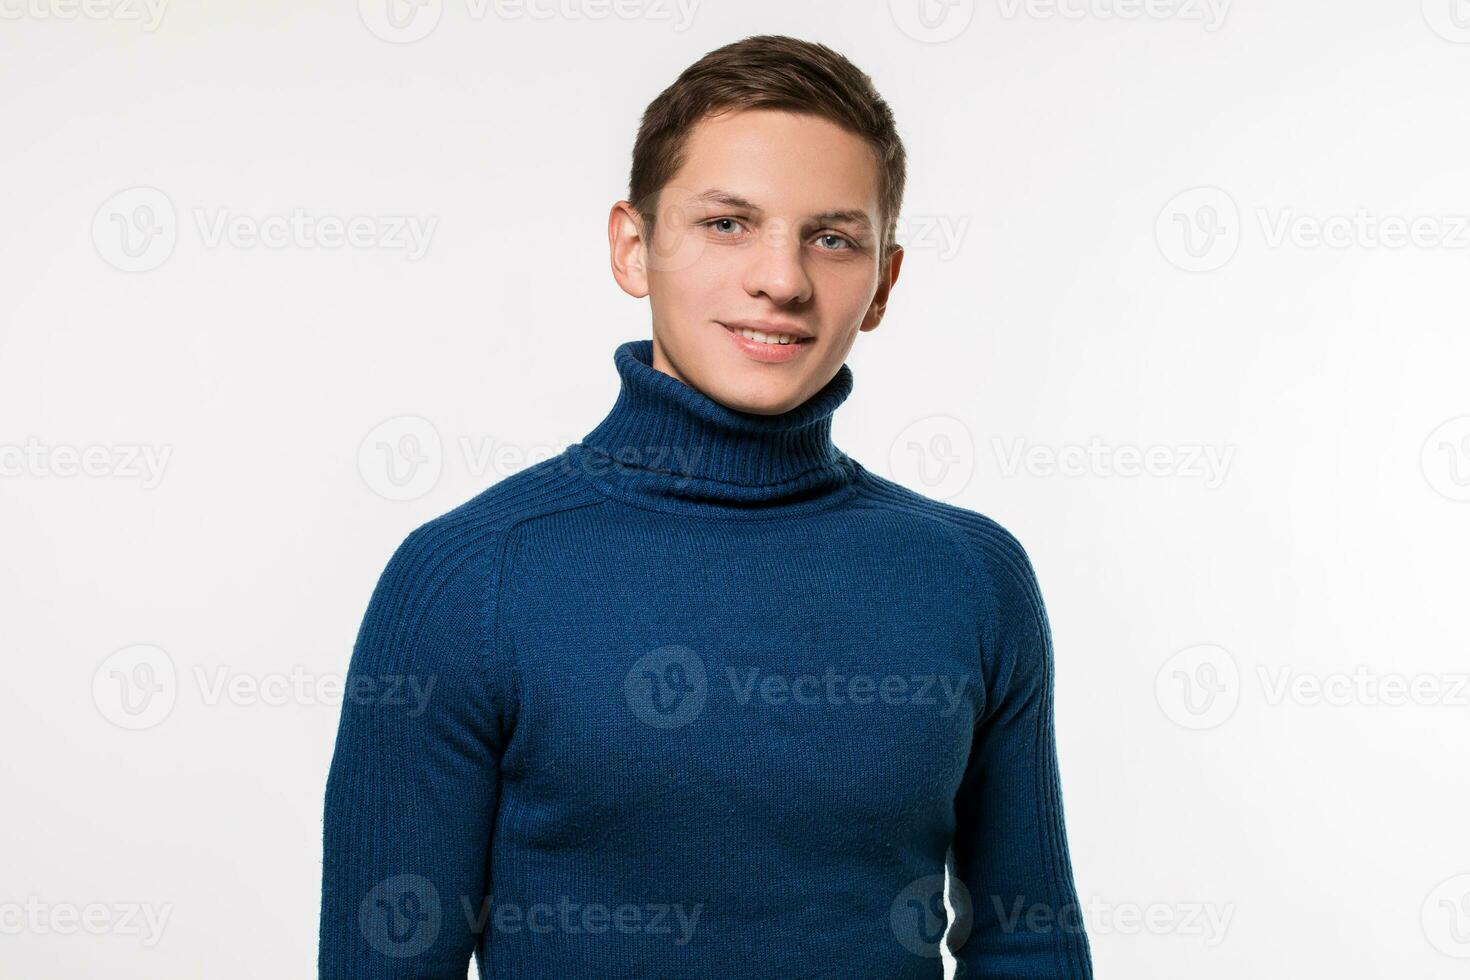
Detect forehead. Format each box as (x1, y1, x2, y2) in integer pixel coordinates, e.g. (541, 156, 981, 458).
(671, 108, 880, 217)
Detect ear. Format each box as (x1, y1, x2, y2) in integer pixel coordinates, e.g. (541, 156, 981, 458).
(609, 200, 650, 299)
(860, 244, 904, 333)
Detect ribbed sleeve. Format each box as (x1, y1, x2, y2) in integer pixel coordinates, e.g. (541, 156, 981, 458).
(318, 518, 513, 978)
(948, 525, 1094, 979)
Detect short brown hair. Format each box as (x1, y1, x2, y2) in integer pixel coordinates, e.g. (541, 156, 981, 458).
(628, 34, 907, 258)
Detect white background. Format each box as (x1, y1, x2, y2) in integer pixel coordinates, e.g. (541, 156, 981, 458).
(3, 1, 1469, 977)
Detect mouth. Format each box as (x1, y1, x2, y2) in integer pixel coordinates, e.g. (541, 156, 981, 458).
(718, 321, 816, 346)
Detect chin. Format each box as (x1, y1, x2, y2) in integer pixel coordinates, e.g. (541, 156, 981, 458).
(708, 369, 811, 415)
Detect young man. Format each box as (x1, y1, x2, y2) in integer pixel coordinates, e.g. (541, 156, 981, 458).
(320, 34, 1093, 980)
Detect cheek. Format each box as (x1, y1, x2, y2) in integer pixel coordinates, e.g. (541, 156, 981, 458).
(647, 275, 714, 337)
(810, 259, 879, 311)
(644, 218, 733, 282)
(651, 248, 737, 304)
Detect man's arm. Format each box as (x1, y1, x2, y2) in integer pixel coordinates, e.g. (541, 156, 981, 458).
(948, 527, 1093, 979)
(319, 522, 511, 978)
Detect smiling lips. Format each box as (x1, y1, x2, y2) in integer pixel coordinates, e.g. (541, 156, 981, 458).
(719, 320, 815, 362)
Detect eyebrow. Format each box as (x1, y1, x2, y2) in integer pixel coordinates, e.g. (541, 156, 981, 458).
(689, 188, 875, 233)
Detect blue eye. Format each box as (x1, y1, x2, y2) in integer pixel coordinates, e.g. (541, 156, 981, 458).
(816, 234, 853, 251)
(706, 218, 742, 235)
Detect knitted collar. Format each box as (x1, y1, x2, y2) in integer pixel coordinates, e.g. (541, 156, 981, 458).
(568, 338, 859, 516)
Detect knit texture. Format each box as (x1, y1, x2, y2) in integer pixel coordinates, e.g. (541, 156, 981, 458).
(320, 338, 1094, 979)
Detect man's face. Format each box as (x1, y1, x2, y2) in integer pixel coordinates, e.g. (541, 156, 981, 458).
(612, 108, 903, 415)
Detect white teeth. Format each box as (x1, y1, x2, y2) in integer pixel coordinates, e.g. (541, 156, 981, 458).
(737, 327, 800, 345)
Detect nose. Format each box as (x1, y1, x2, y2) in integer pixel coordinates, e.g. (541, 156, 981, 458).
(740, 220, 813, 307)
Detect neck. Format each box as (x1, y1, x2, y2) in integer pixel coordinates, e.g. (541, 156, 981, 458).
(568, 339, 859, 517)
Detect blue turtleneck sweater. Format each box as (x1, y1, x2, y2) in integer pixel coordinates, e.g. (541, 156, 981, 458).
(319, 339, 1093, 979)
